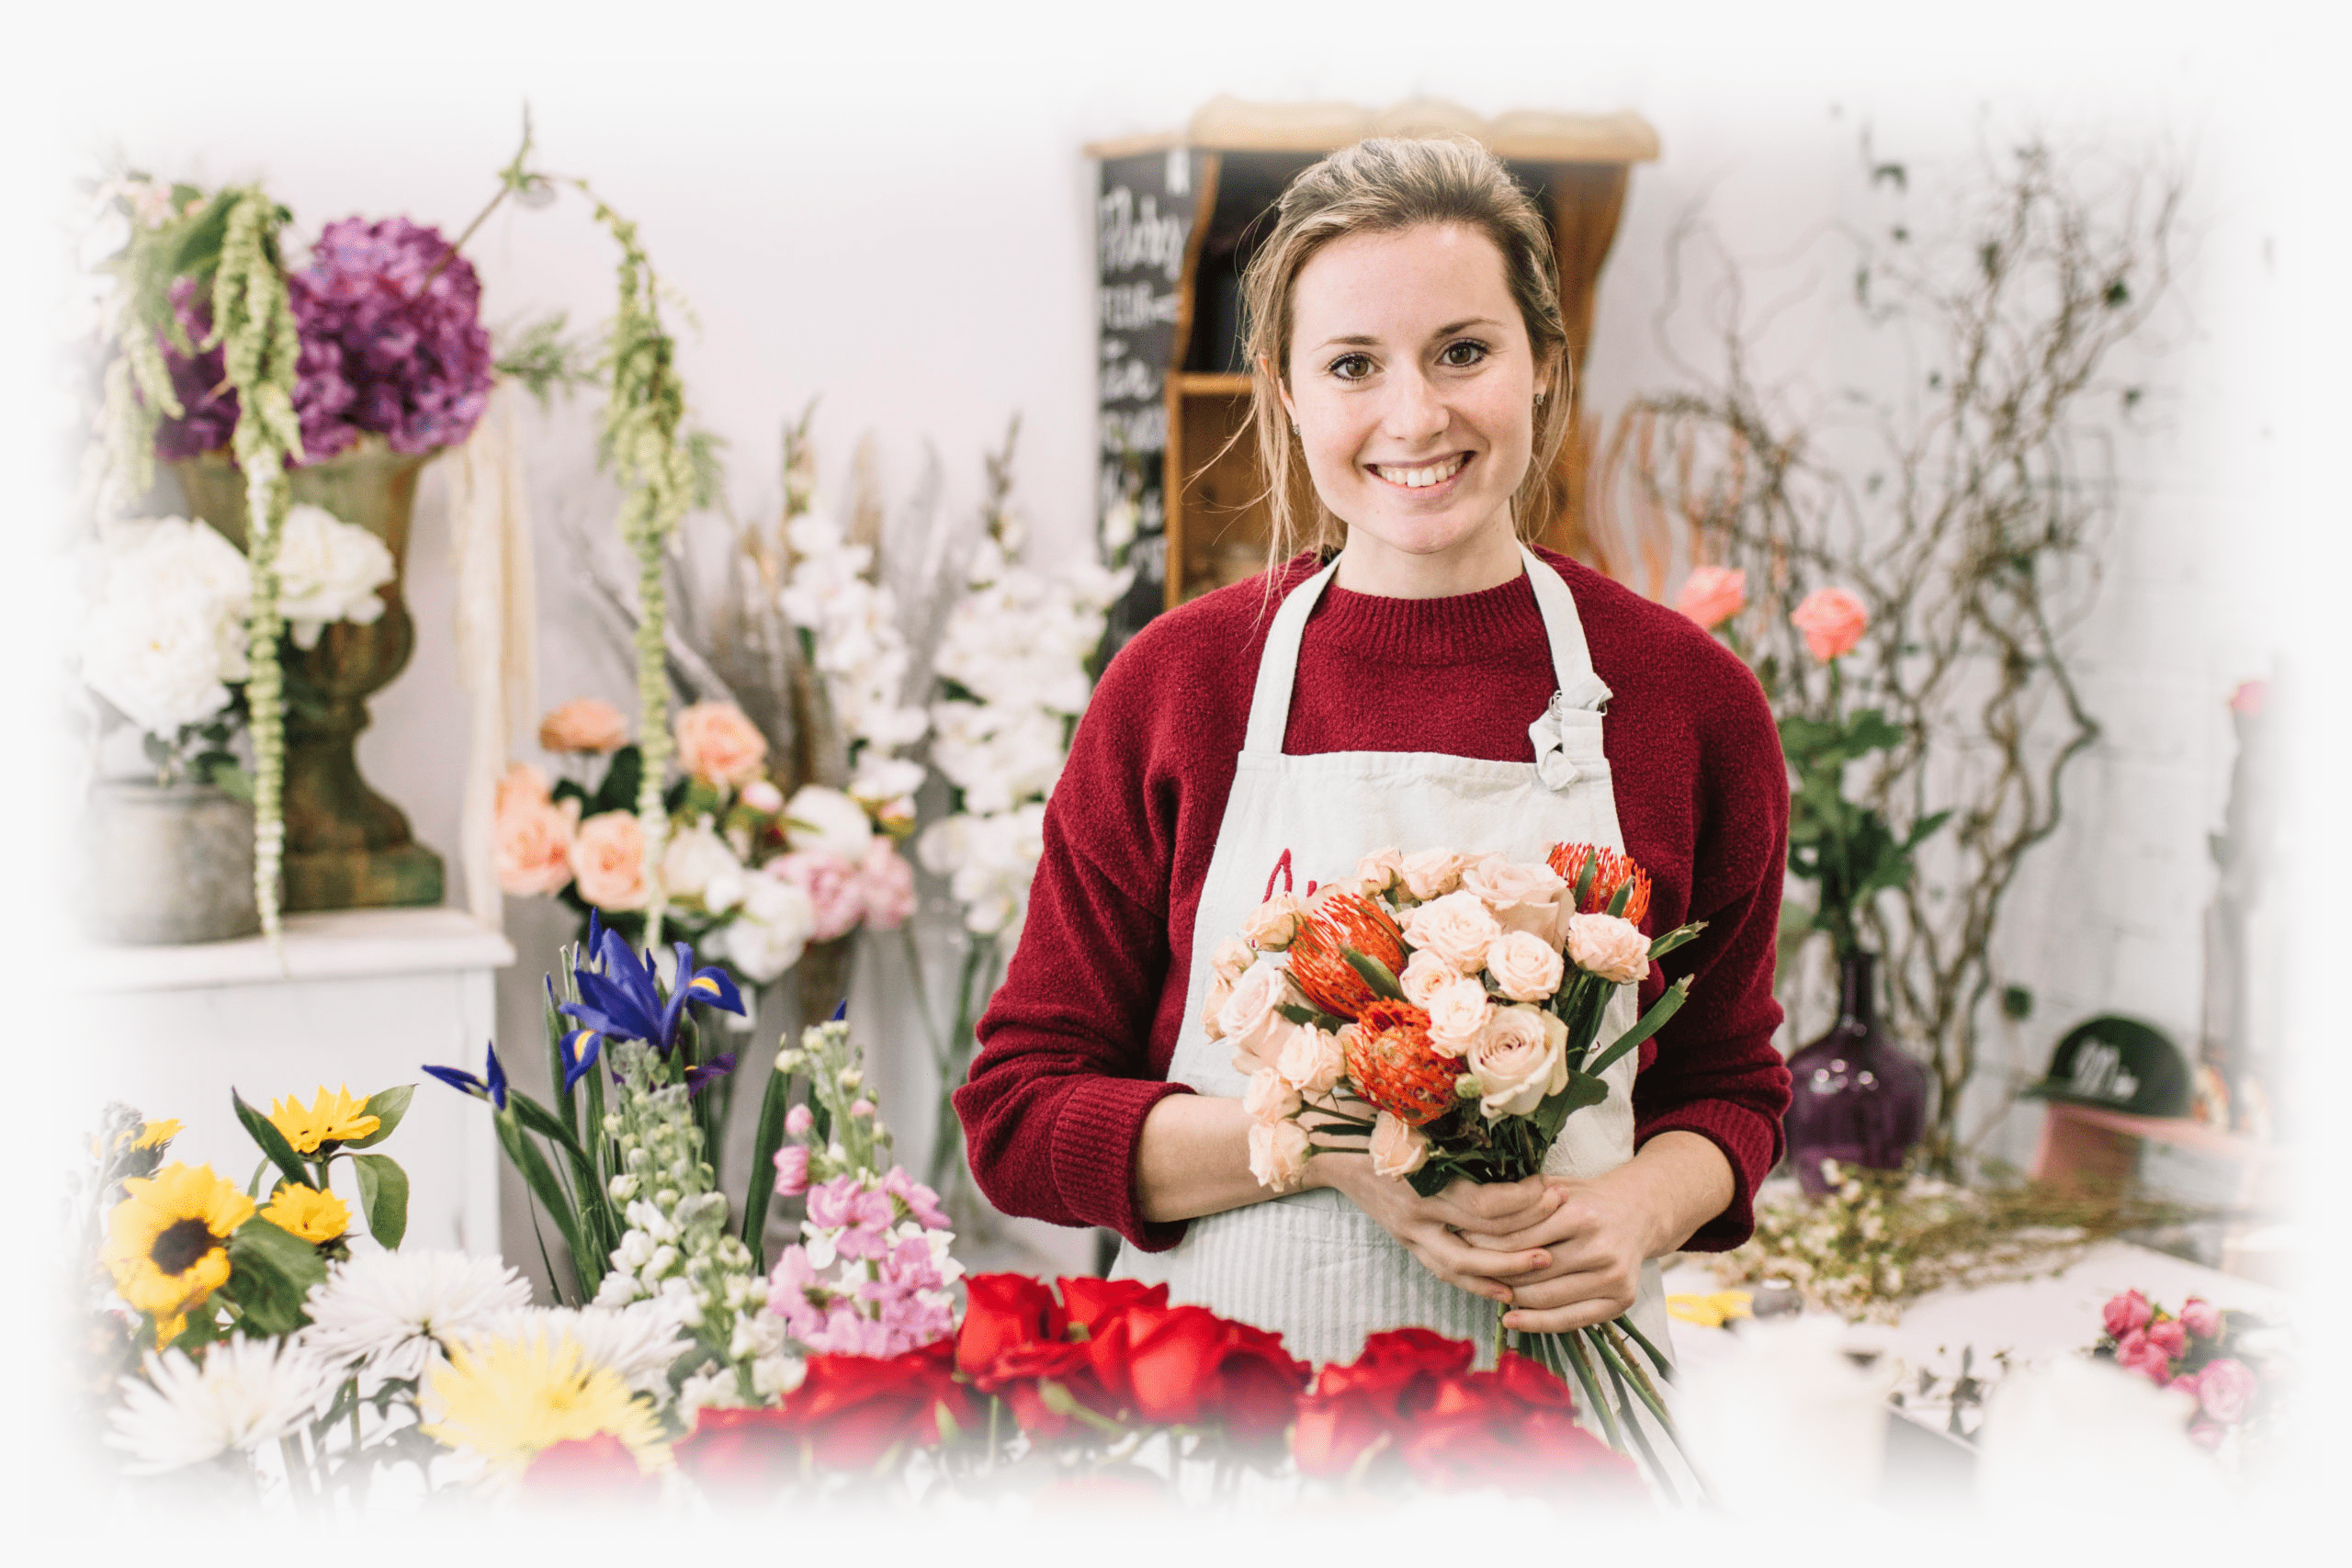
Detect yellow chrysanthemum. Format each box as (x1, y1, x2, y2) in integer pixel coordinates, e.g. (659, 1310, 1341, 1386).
(258, 1183, 350, 1245)
(102, 1163, 255, 1341)
(420, 1334, 668, 1477)
(266, 1085, 379, 1154)
(1666, 1290, 1755, 1330)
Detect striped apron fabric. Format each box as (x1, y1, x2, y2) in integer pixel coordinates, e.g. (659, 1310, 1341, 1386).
(1114, 546, 1676, 1375)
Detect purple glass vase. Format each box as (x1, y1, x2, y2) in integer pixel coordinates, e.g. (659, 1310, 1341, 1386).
(1784, 952, 1928, 1194)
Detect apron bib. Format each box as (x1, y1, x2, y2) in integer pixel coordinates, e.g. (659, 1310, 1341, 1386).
(1114, 546, 1676, 1375)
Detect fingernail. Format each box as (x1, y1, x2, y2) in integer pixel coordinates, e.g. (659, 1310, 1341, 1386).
(1531, 1252, 1550, 1269)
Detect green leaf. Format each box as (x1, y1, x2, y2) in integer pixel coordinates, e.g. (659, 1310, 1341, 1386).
(224, 1215, 328, 1336)
(589, 745, 643, 818)
(494, 1111, 588, 1303)
(1587, 976, 1696, 1079)
(1647, 921, 1706, 961)
(741, 1055, 797, 1272)
(232, 1089, 312, 1193)
(349, 1154, 410, 1249)
(1340, 946, 1407, 1003)
(508, 1089, 592, 1165)
(342, 1085, 414, 1150)
(1274, 1001, 1352, 1032)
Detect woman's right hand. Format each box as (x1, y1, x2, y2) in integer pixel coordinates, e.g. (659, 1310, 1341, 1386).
(1309, 1152, 1563, 1303)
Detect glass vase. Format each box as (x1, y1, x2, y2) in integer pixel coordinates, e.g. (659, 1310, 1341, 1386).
(1783, 951, 1928, 1193)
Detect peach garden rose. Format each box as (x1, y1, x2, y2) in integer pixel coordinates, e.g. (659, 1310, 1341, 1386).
(494, 789, 581, 897)
(1486, 929, 1566, 1002)
(1566, 912, 1651, 986)
(538, 696, 628, 754)
(1674, 564, 1747, 630)
(1218, 960, 1300, 1071)
(1467, 1006, 1570, 1119)
(1458, 853, 1566, 939)
(1369, 1111, 1430, 1178)
(673, 701, 770, 786)
(1398, 848, 1471, 902)
(570, 810, 650, 911)
(1248, 1117, 1311, 1192)
(1790, 586, 1870, 661)
(1274, 1021, 1346, 1097)
(1402, 891, 1504, 973)
(1397, 948, 1458, 1010)
(1422, 976, 1496, 1058)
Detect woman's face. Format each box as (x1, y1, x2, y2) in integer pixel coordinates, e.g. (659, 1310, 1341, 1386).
(1279, 222, 1546, 575)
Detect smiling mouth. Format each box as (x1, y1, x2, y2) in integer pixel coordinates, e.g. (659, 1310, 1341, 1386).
(1369, 453, 1470, 490)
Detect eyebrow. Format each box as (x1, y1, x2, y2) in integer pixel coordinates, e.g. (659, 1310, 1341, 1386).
(1311, 317, 1507, 352)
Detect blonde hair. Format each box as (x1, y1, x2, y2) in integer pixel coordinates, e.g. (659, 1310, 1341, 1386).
(1238, 136, 1572, 574)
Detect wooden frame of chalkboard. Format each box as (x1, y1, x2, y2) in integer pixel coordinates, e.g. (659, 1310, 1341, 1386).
(1089, 101, 1660, 631)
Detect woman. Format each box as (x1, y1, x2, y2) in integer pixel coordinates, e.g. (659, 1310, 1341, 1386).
(956, 136, 1791, 1370)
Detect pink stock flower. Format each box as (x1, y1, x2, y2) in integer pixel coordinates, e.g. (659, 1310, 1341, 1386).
(2195, 1358, 2258, 1426)
(785, 1104, 814, 1137)
(1674, 565, 1747, 630)
(1790, 586, 1869, 661)
(849, 1099, 876, 1120)
(2145, 1318, 2188, 1360)
(773, 1145, 810, 1198)
(2102, 1290, 2154, 1339)
(807, 1176, 897, 1259)
(776, 852, 865, 942)
(859, 839, 918, 930)
(883, 1168, 951, 1231)
(2179, 1297, 2222, 1340)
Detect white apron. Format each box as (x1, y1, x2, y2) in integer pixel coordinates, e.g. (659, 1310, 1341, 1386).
(1115, 546, 1675, 1374)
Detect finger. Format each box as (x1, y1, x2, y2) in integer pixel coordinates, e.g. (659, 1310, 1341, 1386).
(1495, 1265, 1635, 1312)
(1414, 1225, 1549, 1287)
(1455, 1204, 1590, 1254)
(1431, 1177, 1558, 1232)
(1500, 1283, 1634, 1335)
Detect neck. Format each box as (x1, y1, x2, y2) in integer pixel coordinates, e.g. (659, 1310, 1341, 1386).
(1330, 518, 1524, 599)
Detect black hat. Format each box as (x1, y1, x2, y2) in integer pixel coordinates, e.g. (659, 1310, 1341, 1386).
(2022, 1014, 2191, 1119)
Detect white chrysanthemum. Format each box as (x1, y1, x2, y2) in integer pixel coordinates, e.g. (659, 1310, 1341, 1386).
(107, 1337, 338, 1475)
(300, 1248, 532, 1383)
(452, 1300, 694, 1401)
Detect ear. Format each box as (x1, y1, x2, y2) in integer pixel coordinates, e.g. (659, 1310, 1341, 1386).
(1261, 353, 1297, 428)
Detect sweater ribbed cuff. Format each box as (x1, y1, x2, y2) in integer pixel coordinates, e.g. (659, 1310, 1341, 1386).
(1635, 1100, 1782, 1251)
(1047, 1076, 1197, 1252)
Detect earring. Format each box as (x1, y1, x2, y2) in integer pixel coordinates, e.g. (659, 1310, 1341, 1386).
(1291, 421, 1301, 434)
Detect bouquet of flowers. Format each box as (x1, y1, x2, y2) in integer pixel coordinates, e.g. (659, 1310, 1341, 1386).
(2091, 1290, 2284, 1454)
(496, 696, 917, 987)
(1213, 839, 1702, 1488)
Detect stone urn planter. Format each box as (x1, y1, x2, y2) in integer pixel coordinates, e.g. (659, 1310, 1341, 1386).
(174, 445, 444, 912)
(78, 780, 262, 944)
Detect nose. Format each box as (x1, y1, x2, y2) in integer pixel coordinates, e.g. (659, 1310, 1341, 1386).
(1379, 362, 1450, 449)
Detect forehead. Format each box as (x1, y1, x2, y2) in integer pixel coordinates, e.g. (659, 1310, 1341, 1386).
(1290, 222, 1520, 344)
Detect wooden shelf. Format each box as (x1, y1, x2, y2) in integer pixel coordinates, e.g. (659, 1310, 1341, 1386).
(1173, 372, 1254, 397)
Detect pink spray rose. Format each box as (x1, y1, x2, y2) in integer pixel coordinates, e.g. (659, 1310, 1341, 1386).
(858, 838, 917, 930)
(2102, 1290, 2154, 1339)
(777, 851, 865, 942)
(1675, 565, 1747, 630)
(569, 810, 650, 911)
(2113, 1328, 2170, 1383)
(2145, 1318, 2188, 1360)
(2194, 1358, 2257, 1426)
(2178, 1297, 2222, 1340)
(538, 697, 628, 754)
(773, 1145, 811, 1198)
(1790, 586, 1869, 661)
(673, 701, 769, 786)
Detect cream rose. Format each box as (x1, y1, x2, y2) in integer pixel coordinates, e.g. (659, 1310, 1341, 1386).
(1566, 912, 1651, 986)
(1467, 1006, 1570, 1120)
(1354, 847, 1406, 897)
(494, 793, 581, 897)
(1398, 948, 1459, 1010)
(570, 810, 650, 911)
(1274, 1022, 1346, 1097)
(1218, 959, 1301, 1071)
(1243, 892, 1302, 951)
(1306, 876, 1372, 908)
(674, 702, 770, 786)
(1243, 1066, 1302, 1125)
(1211, 938, 1254, 986)
(1398, 848, 1471, 902)
(1201, 972, 1235, 1040)
(1422, 976, 1495, 1059)
(1486, 930, 1566, 1003)
(1403, 891, 1505, 973)
(539, 697, 628, 754)
(1248, 1118, 1312, 1192)
(1370, 1111, 1431, 1179)
(1459, 853, 1568, 939)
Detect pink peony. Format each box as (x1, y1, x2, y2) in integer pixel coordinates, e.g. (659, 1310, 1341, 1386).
(2195, 1358, 2257, 1426)
(569, 811, 650, 911)
(2178, 1297, 2222, 1340)
(858, 839, 917, 930)
(1675, 564, 1747, 630)
(2102, 1290, 2154, 1339)
(673, 702, 769, 786)
(1790, 586, 1869, 661)
(773, 1145, 810, 1198)
(2145, 1318, 2188, 1360)
(538, 697, 628, 754)
(776, 851, 865, 942)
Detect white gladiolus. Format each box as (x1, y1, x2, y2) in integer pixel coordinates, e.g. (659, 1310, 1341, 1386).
(776, 501, 931, 815)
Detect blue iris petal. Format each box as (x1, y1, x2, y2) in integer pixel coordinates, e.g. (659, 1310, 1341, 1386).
(425, 1041, 509, 1111)
(559, 1028, 604, 1095)
(683, 1053, 736, 1099)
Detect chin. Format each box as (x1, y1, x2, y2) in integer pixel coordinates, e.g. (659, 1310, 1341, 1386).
(1345, 494, 1511, 559)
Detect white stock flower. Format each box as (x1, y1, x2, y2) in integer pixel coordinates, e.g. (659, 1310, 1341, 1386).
(274, 503, 395, 649)
(107, 1337, 339, 1475)
(300, 1248, 532, 1384)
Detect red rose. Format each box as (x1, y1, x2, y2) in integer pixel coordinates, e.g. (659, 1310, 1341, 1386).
(1396, 1361, 1635, 1495)
(1295, 1329, 1476, 1475)
(518, 1434, 661, 1502)
(671, 1405, 801, 1493)
(1093, 1302, 1308, 1439)
(1058, 1275, 1167, 1338)
(782, 1339, 981, 1470)
(978, 1337, 1122, 1440)
(957, 1272, 1068, 1378)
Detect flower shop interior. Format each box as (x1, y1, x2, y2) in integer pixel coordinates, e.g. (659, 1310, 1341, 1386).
(24, 0, 2350, 1544)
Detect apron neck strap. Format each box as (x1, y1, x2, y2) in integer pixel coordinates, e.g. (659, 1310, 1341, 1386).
(1240, 545, 1610, 757)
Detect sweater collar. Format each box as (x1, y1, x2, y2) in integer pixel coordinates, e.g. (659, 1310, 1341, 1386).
(1295, 557, 1549, 666)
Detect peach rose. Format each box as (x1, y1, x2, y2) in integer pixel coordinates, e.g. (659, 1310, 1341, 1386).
(1397, 948, 1458, 1010)
(1369, 1111, 1431, 1179)
(1468, 1006, 1570, 1120)
(1219, 960, 1302, 1071)
(1353, 848, 1406, 898)
(1243, 1066, 1303, 1125)
(1244, 892, 1303, 951)
(1398, 848, 1471, 902)
(1486, 930, 1566, 1002)
(1274, 1022, 1346, 1097)
(673, 701, 770, 785)
(1675, 565, 1747, 631)
(1459, 853, 1567, 939)
(1422, 976, 1495, 1058)
(1403, 891, 1504, 973)
(495, 792, 581, 897)
(494, 760, 553, 818)
(1790, 586, 1869, 662)
(1201, 973, 1235, 1040)
(538, 697, 628, 754)
(1248, 1117, 1312, 1192)
(1566, 912, 1651, 986)
(1211, 938, 1254, 986)
(570, 810, 650, 911)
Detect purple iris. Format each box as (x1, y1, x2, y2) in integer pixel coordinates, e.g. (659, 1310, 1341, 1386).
(559, 923, 746, 1061)
(424, 1041, 508, 1110)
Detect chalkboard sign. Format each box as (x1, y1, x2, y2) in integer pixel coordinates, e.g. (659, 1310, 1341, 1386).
(1096, 148, 1206, 655)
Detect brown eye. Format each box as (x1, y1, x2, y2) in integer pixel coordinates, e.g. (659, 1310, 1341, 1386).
(1329, 354, 1374, 381)
(1440, 340, 1489, 368)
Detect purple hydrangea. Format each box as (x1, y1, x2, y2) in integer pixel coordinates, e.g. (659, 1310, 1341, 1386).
(149, 215, 492, 465)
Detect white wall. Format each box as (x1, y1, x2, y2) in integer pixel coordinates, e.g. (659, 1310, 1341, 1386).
(21, 1, 2346, 1276)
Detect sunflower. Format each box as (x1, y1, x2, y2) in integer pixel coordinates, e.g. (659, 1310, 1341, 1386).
(102, 1164, 255, 1343)
(130, 1119, 182, 1151)
(420, 1333, 668, 1479)
(266, 1085, 379, 1154)
(257, 1183, 350, 1246)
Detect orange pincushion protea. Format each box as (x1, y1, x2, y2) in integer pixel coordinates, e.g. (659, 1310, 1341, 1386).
(1286, 890, 1408, 1021)
(1343, 1001, 1460, 1127)
(1547, 842, 1652, 928)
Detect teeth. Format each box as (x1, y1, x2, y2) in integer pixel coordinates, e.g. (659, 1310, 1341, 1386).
(1375, 455, 1466, 488)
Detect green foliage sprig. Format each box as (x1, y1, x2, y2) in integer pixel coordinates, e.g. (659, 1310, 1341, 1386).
(1779, 666, 1950, 960)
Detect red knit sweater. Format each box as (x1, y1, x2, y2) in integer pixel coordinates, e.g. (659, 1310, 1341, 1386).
(955, 546, 1792, 1253)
